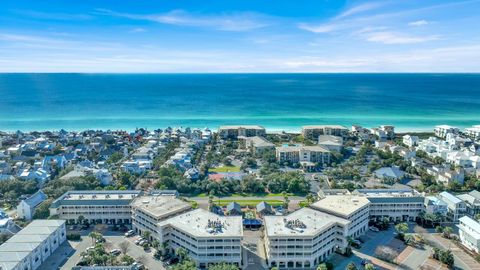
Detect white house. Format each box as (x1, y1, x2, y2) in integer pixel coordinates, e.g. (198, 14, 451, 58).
(458, 216, 480, 253)
(17, 190, 47, 220)
(403, 135, 419, 147)
(438, 191, 466, 222)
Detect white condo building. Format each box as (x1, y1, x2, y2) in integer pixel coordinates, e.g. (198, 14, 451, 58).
(0, 220, 66, 270)
(49, 190, 141, 225)
(310, 195, 370, 239)
(157, 208, 243, 268)
(465, 125, 480, 141)
(434, 125, 459, 138)
(131, 194, 191, 241)
(264, 207, 350, 269)
(458, 216, 480, 253)
(353, 189, 425, 222)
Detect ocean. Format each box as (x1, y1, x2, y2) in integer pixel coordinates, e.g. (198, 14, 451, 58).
(0, 73, 479, 132)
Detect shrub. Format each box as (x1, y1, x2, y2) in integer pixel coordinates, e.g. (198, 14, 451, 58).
(67, 233, 81, 241)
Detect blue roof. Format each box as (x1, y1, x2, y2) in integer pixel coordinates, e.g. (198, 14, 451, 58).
(243, 219, 262, 225)
(24, 190, 47, 208)
(374, 167, 405, 179)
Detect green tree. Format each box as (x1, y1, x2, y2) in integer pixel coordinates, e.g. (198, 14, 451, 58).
(88, 231, 102, 245)
(395, 222, 409, 239)
(442, 226, 453, 239)
(207, 263, 239, 270)
(317, 263, 328, 270)
(346, 262, 358, 270)
(364, 264, 375, 270)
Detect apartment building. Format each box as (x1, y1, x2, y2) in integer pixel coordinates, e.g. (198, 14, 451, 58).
(438, 191, 467, 222)
(218, 125, 266, 139)
(49, 190, 141, 225)
(131, 194, 191, 241)
(310, 195, 370, 239)
(458, 216, 480, 253)
(276, 145, 331, 168)
(465, 125, 480, 141)
(434, 125, 459, 138)
(157, 208, 243, 268)
(301, 125, 348, 140)
(352, 189, 424, 222)
(0, 219, 66, 270)
(264, 207, 350, 269)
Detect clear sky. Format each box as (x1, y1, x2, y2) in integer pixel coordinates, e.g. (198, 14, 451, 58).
(1, 0, 480, 72)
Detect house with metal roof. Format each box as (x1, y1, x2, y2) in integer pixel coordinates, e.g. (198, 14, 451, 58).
(256, 201, 273, 216)
(16, 190, 47, 220)
(458, 216, 480, 253)
(438, 191, 467, 222)
(226, 202, 242, 216)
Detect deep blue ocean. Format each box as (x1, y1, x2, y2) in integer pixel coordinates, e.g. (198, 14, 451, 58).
(0, 73, 479, 132)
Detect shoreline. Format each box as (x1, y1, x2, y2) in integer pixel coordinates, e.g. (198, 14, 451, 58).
(0, 125, 444, 134)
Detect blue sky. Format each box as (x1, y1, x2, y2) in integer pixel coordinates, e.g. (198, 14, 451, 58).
(1, 0, 480, 72)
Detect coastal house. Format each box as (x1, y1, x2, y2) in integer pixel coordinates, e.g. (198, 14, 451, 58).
(402, 135, 419, 147)
(17, 190, 48, 220)
(458, 216, 480, 253)
(238, 136, 275, 154)
(41, 155, 67, 171)
(438, 191, 466, 222)
(424, 196, 448, 217)
(374, 166, 406, 180)
(457, 190, 480, 218)
(226, 202, 242, 216)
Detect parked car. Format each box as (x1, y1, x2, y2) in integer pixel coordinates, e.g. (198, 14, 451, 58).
(134, 237, 144, 245)
(110, 249, 121, 256)
(369, 226, 379, 232)
(125, 230, 135, 237)
(95, 237, 106, 243)
(68, 225, 76, 230)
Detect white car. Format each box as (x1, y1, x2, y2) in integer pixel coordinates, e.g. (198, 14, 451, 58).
(134, 238, 144, 245)
(124, 230, 135, 237)
(369, 226, 380, 232)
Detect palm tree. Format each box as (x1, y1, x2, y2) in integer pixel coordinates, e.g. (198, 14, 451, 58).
(142, 230, 151, 241)
(88, 231, 102, 245)
(176, 247, 188, 262)
(442, 226, 453, 239)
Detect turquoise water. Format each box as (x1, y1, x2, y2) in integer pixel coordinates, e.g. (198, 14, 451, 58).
(0, 73, 479, 132)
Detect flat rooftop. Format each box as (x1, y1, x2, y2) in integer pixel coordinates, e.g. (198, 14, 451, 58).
(302, 125, 348, 130)
(276, 145, 330, 152)
(264, 207, 349, 237)
(131, 195, 191, 219)
(158, 208, 243, 238)
(51, 190, 141, 207)
(310, 195, 370, 218)
(219, 125, 265, 130)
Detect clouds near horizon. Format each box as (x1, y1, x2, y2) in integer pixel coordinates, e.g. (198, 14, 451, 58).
(0, 0, 479, 72)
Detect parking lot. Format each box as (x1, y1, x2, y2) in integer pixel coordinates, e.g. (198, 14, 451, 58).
(46, 227, 166, 270)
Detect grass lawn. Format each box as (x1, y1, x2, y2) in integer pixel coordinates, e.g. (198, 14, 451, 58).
(214, 199, 284, 207)
(209, 166, 241, 173)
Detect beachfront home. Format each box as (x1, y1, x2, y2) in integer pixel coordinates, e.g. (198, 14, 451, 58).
(458, 190, 480, 218)
(424, 196, 448, 217)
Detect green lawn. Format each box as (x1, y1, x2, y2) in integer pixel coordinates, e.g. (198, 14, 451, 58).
(214, 199, 284, 207)
(209, 166, 241, 173)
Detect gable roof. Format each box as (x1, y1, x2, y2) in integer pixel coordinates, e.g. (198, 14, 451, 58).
(23, 190, 47, 208)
